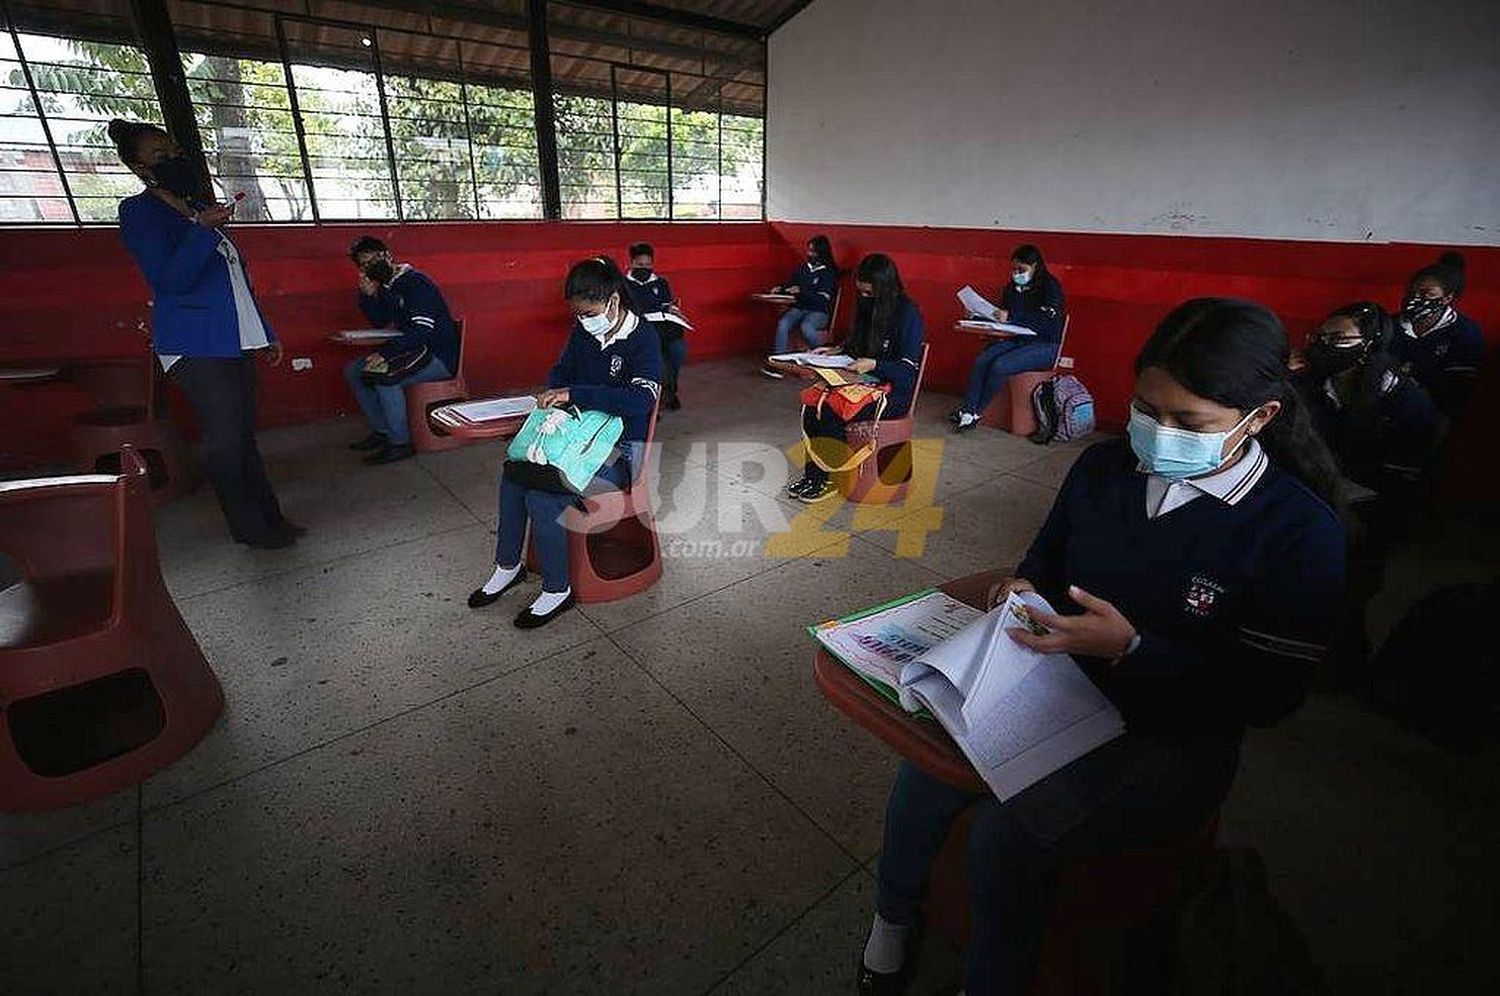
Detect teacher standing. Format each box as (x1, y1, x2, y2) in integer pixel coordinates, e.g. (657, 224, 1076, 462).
(109, 119, 302, 550)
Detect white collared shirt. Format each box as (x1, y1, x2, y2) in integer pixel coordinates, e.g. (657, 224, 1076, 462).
(1139, 438, 1268, 519)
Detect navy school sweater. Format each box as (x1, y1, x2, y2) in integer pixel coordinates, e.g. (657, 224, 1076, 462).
(785, 261, 838, 314)
(358, 266, 460, 374)
(1016, 438, 1346, 742)
(624, 272, 679, 339)
(1391, 311, 1486, 421)
(842, 297, 925, 417)
(548, 310, 662, 445)
(1294, 366, 1441, 491)
(998, 272, 1066, 343)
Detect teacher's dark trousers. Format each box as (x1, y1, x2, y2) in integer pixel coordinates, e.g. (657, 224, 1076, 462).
(167, 353, 286, 544)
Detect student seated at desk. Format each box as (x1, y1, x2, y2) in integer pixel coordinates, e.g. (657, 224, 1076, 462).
(343, 236, 460, 465)
(857, 299, 1346, 996)
(1392, 251, 1485, 423)
(467, 257, 661, 629)
(762, 234, 839, 378)
(623, 241, 685, 411)
(787, 254, 924, 504)
(952, 244, 1066, 433)
(1294, 302, 1442, 544)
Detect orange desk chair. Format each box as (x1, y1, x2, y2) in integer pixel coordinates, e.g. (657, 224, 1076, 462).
(526, 405, 662, 603)
(69, 353, 196, 503)
(841, 342, 931, 505)
(406, 318, 471, 453)
(0, 447, 223, 811)
(981, 314, 1071, 437)
(814, 568, 1219, 996)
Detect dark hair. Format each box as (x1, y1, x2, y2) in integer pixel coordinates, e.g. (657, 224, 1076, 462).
(564, 255, 629, 306)
(628, 242, 654, 260)
(107, 118, 167, 164)
(348, 236, 388, 261)
(1136, 298, 1345, 511)
(1325, 301, 1404, 438)
(807, 235, 835, 268)
(1407, 251, 1466, 299)
(848, 254, 908, 358)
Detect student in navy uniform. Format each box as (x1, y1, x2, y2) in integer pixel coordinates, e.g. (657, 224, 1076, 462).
(762, 234, 839, 377)
(109, 119, 302, 550)
(788, 254, 924, 504)
(467, 257, 661, 629)
(623, 242, 685, 411)
(952, 244, 1066, 432)
(343, 236, 460, 464)
(1294, 302, 1442, 540)
(856, 299, 1346, 996)
(1392, 252, 1486, 422)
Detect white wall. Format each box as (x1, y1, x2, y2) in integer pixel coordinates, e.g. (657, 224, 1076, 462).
(767, 0, 1500, 244)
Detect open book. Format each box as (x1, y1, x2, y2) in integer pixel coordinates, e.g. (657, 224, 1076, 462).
(813, 589, 1124, 801)
(769, 351, 855, 369)
(644, 311, 693, 332)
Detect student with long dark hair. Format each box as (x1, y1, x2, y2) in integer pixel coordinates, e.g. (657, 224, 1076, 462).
(466, 257, 661, 629)
(788, 254, 924, 504)
(109, 118, 301, 549)
(1392, 252, 1485, 421)
(762, 235, 839, 377)
(952, 244, 1066, 432)
(856, 299, 1346, 996)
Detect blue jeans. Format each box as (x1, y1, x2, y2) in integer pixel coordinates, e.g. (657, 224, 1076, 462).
(875, 736, 1237, 995)
(493, 442, 643, 593)
(662, 336, 687, 392)
(774, 307, 830, 352)
(343, 354, 453, 446)
(962, 340, 1059, 414)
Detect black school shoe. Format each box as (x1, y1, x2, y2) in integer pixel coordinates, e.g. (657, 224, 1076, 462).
(855, 923, 925, 996)
(363, 442, 414, 465)
(514, 591, 577, 629)
(798, 478, 838, 503)
(349, 431, 388, 451)
(467, 567, 528, 608)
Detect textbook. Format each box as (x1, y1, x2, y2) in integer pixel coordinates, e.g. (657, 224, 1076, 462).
(812, 589, 1125, 801)
(769, 351, 856, 369)
(644, 310, 694, 332)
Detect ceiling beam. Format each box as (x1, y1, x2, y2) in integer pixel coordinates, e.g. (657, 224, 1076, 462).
(765, 0, 815, 35)
(555, 1, 765, 40)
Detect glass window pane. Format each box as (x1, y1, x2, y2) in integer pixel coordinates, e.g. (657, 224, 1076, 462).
(670, 103, 720, 220)
(554, 91, 616, 219)
(720, 113, 763, 219)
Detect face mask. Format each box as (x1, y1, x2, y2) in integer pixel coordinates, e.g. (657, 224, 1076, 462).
(1304, 341, 1366, 376)
(1127, 406, 1257, 481)
(579, 299, 615, 336)
(1401, 295, 1447, 328)
(363, 259, 394, 285)
(630, 266, 652, 282)
(1012, 270, 1032, 287)
(150, 155, 201, 200)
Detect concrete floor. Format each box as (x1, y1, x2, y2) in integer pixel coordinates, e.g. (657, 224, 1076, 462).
(3, 357, 1497, 995)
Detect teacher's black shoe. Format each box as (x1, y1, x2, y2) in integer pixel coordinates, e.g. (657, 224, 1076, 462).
(467, 567, 528, 608)
(349, 431, 387, 451)
(242, 532, 296, 551)
(363, 443, 414, 465)
(514, 592, 576, 629)
(856, 960, 912, 996)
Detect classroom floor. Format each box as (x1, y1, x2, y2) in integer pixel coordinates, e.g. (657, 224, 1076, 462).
(4, 357, 1498, 995)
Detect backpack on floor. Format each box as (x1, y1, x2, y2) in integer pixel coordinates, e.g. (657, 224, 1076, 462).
(1029, 374, 1095, 444)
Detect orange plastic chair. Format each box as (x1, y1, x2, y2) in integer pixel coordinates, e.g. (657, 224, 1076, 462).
(840, 343, 931, 505)
(526, 405, 662, 603)
(814, 568, 1220, 995)
(981, 314, 1071, 436)
(68, 354, 196, 503)
(0, 447, 224, 812)
(406, 318, 471, 453)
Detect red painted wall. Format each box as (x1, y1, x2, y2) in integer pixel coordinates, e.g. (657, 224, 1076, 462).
(0, 220, 781, 469)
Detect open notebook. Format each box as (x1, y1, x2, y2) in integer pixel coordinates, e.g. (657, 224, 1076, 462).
(643, 311, 694, 332)
(769, 351, 855, 369)
(812, 589, 1124, 800)
(441, 395, 537, 423)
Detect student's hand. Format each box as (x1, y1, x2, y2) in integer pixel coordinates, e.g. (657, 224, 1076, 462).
(1287, 350, 1308, 373)
(362, 352, 386, 373)
(358, 274, 381, 297)
(810, 345, 840, 355)
(1008, 585, 1137, 661)
(262, 342, 284, 367)
(536, 387, 571, 408)
(994, 308, 1009, 322)
(850, 358, 878, 374)
(986, 576, 1036, 609)
(194, 204, 233, 229)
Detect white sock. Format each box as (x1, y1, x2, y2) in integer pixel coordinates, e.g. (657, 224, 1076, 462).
(481, 562, 522, 595)
(528, 587, 572, 616)
(862, 913, 913, 974)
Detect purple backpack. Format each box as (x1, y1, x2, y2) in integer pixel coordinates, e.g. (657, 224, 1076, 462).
(1029, 374, 1095, 444)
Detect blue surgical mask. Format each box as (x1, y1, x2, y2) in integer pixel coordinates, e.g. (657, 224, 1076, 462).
(579, 300, 615, 336)
(1127, 406, 1256, 480)
(1012, 270, 1032, 287)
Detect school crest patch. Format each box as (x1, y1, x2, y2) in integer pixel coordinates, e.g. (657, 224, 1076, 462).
(609, 354, 624, 377)
(1183, 575, 1225, 617)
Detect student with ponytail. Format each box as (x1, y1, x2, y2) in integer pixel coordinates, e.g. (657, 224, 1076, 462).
(855, 299, 1345, 996)
(1393, 251, 1486, 421)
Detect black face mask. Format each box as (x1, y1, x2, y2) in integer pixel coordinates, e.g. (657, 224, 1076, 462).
(1304, 342, 1367, 376)
(150, 155, 202, 201)
(630, 266, 653, 282)
(1401, 295, 1447, 328)
(364, 259, 395, 285)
